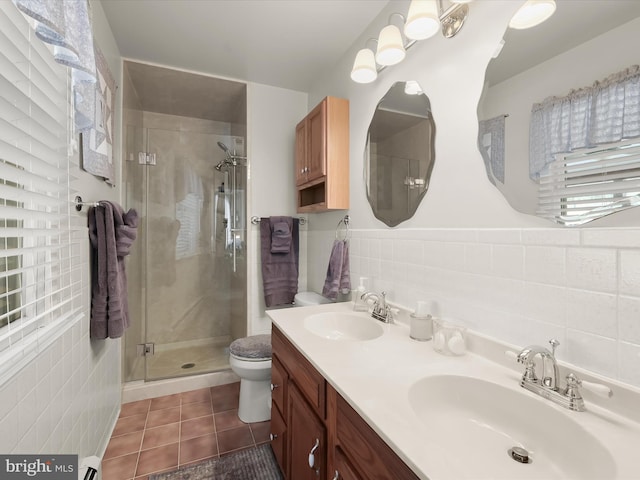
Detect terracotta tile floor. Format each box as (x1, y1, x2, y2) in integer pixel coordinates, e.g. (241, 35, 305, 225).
(102, 382, 272, 480)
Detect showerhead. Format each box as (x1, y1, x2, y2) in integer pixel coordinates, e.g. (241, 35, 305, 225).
(217, 142, 229, 153)
(215, 161, 226, 171)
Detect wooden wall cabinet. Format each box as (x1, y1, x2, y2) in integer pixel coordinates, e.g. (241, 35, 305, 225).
(295, 96, 349, 213)
(271, 325, 419, 480)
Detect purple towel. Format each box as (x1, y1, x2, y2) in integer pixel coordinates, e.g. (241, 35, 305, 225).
(88, 201, 138, 339)
(321, 239, 351, 301)
(261, 216, 299, 307)
(270, 220, 291, 253)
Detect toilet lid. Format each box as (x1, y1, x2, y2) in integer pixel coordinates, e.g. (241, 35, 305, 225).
(229, 334, 271, 360)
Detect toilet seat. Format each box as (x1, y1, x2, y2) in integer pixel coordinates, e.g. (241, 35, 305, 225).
(229, 334, 271, 361)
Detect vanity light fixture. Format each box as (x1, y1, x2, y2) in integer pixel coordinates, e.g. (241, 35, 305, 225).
(376, 16, 407, 66)
(351, 46, 378, 83)
(404, 0, 440, 41)
(351, 0, 474, 84)
(509, 0, 556, 30)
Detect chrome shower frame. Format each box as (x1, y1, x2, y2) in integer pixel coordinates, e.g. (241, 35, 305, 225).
(216, 141, 247, 272)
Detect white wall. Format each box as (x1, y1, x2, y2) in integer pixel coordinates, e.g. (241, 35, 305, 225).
(0, 0, 123, 460)
(247, 83, 308, 335)
(305, 0, 640, 387)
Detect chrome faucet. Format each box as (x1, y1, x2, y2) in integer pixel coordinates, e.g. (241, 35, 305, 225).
(513, 339, 613, 412)
(361, 291, 394, 323)
(517, 339, 560, 390)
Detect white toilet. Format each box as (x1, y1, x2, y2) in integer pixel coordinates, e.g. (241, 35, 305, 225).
(229, 291, 332, 423)
(294, 291, 333, 306)
(229, 334, 273, 423)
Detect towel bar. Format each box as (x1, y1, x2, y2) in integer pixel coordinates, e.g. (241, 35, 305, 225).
(251, 216, 307, 225)
(335, 214, 350, 240)
(74, 195, 103, 211)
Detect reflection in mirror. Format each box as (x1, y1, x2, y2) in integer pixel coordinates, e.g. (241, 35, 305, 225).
(365, 81, 435, 227)
(477, 1, 640, 225)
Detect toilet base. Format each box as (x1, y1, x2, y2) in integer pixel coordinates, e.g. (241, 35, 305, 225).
(238, 377, 271, 423)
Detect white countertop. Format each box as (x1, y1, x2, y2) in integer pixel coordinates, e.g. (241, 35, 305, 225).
(267, 302, 640, 480)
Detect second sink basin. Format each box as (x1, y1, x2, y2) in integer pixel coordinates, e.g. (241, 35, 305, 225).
(303, 312, 384, 341)
(408, 375, 615, 479)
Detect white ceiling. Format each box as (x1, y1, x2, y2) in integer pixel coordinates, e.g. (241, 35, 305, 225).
(101, 0, 390, 93)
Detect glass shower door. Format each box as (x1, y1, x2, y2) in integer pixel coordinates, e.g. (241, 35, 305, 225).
(143, 127, 232, 380)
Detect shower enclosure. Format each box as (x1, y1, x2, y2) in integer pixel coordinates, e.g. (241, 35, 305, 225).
(122, 61, 247, 382)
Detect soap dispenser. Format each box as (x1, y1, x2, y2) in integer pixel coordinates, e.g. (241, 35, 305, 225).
(353, 277, 369, 311)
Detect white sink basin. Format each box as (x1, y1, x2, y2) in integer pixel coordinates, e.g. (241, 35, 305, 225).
(408, 375, 616, 479)
(303, 312, 384, 341)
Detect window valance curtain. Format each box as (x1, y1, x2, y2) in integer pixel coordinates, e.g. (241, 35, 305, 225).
(12, 0, 97, 132)
(529, 65, 640, 180)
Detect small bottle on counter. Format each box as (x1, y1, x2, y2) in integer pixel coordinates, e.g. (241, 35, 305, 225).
(353, 277, 369, 312)
(410, 301, 433, 341)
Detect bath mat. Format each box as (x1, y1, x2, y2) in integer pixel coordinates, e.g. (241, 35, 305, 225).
(149, 444, 283, 480)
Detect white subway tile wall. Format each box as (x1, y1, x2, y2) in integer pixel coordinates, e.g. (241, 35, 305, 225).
(346, 227, 640, 388)
(0, 220, 121, 457)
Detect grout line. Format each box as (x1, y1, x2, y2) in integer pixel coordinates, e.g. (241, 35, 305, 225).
(132, 399, 152, 478)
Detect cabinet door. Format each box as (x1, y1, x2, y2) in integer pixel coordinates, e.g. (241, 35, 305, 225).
(332, 447, 363, 480)
(295, 120, 307, 186)
(306, 100, 327, 182)
(336, 394, 419, 480)
(288, 384, 326, 480)
(271, 403, 287, 476)
(271, 354, 287, 415)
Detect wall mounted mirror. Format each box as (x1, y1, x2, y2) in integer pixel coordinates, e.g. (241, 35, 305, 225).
(365, 81, 435, 227)
(477, 1, 640, 226)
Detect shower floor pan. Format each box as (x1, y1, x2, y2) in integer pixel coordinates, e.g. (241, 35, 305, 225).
(146, 343, 230, 380)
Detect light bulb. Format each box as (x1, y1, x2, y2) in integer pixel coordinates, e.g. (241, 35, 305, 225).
(350, 49, 377, 84)
(404, 0, 440, 41)
(509, 0, 556, 30)
(404, 80, 423, 95)
(376, 24, 406, 66)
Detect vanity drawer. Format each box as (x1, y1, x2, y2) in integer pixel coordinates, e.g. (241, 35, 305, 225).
(336, 394, 418, 480)
(272, 325, 326, 419)
(271, 354, 287, 415)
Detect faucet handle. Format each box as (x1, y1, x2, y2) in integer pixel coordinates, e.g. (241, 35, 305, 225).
(565, 373, 613, 399)
(548, 339, 560, 356)
(505, 350, 518, 362)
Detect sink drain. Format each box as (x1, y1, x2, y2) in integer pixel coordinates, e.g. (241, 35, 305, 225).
(508, 447, 532, 464)
(181, 363, 195, 369)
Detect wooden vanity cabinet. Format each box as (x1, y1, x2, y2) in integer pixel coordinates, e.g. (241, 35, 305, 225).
(330, 387, 419, 480)
(295, 96, 349, 213)
(272, 325, 327, 479)
(271, 324, 420, 480)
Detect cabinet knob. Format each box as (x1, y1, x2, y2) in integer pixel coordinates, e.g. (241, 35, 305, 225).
(332, 471, 340, 480)
(270, 383, 279, 391)
(308, 438, 320, 469)
(300, 168, 305, 174)
(270, 433, 278, 441)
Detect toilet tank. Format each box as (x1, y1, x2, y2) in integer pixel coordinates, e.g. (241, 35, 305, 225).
(294, 291, 332, 306)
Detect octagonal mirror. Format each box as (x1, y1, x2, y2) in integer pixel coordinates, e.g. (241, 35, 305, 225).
(365, 81, 435, 227)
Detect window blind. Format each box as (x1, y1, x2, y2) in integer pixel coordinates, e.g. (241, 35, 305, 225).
(0, 2, 82, 384)
(537, 140, 640, 225)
